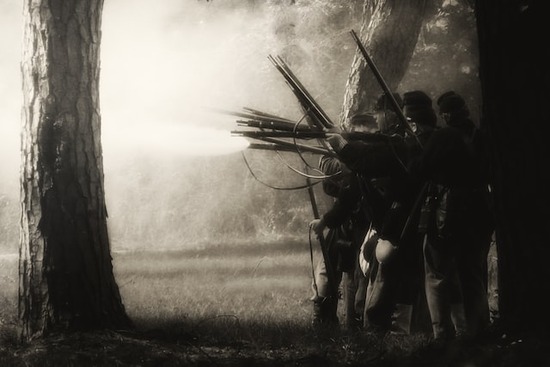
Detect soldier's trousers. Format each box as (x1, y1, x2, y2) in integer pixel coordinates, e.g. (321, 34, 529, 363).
(423, 228, 491, 339)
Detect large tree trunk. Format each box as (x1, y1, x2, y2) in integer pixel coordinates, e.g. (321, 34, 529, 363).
(19, 0, 131, 340)
(340, 0, 428, 126)
(475, 1, 550, 334)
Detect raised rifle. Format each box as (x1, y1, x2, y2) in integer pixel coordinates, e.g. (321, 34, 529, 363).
(268, 55, 334, 131)
(349, 29, 422, 148)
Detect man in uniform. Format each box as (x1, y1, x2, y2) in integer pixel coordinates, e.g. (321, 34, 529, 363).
(325, 91, 437, 334)
(410, 91, 493, 340)
(309, 113, 375, 329)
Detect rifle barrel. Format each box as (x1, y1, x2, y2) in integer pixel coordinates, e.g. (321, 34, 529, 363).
(247, 143, 328, 155)
(276, 55, 334, 129)
(350, 29, 422, 148)
(268, 55, 334, 130)
(242, 107, 288, 120)
(233, 129, 388, 143)
(215, 108, 296, 125)
(236, 119, 312, 132)
(232, 130, 327, 139)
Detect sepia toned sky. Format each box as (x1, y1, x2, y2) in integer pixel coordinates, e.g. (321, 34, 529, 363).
(0, 0, 281, 190)
(0, 1, 361, 251)
(0, 1, 22, 187)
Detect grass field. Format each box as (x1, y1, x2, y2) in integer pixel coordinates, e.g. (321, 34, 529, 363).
(1, 240, 545, 367)
(112, 240, 317, 343)
(1, 239, 326, 346)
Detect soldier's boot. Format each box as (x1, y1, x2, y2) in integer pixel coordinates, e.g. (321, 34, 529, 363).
(312, 296, 339, 326)
(390, 303, 413, 335)
(451, 303, 468, 339)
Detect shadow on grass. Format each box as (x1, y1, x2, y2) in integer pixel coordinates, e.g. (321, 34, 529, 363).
(0, 316, 406, 367)
(3, 317, 550, 367)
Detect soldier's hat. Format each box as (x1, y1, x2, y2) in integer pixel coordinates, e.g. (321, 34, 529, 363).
(403, 90, 437, 127)
(437, 91, 469, 116)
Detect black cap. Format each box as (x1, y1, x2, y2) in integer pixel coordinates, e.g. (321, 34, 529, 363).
(437, 91, 469, 115)
(403, 90, 437, 127)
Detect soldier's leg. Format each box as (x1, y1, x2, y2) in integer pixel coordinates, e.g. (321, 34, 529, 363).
(457, 230, 491, 336)
(423, 234, 455, 340)
(363, 257, 399, 333)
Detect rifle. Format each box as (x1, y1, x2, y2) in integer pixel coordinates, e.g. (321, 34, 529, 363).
(236, 119, 312, 133)
(232, 130, 327, 140)
(349, 29, 422, 148)
(268, 55, 334, 130)
(213, 108, 297, 126)
(232, 129, 395, 143)
(247, 142, 332, 156)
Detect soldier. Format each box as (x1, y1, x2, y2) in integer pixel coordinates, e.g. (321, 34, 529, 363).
(410, 91, 494, 340)
(326, 91, 436, 334)
(309, 113, 375, 329)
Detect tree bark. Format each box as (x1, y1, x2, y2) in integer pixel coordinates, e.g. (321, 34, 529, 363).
(340, 0, 428, 126)
(475, 1, 550, 334)
(19, 0, 131, 340)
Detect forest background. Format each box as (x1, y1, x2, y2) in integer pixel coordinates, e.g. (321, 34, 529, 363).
(1, 1, 532, 366)
(0, 0, 479, 254)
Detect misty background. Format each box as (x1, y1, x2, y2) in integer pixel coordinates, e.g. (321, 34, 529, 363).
(0, 1, 478, 253)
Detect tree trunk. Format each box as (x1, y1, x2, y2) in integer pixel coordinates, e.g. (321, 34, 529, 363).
(475, 1, 550, 334)
(340, 0, 428, 126)
(19, 0, 131, 340)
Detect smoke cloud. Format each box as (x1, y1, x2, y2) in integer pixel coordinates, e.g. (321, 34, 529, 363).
(0, 0, 363, 252)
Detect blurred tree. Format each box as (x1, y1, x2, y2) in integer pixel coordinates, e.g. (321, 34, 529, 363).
(402, 0, 481, 120)
(340, 0, 429, 126)
(19, 0, 131, 339)
(475, 1, 550, 335)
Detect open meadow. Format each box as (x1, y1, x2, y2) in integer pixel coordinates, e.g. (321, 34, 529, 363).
(112, 239, 316, 340)
(1, 239, 316, 335)
(1, 239, 388, 366)
(1, 240, 547, 366)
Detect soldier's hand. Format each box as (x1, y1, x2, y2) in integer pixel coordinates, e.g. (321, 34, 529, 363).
(326, 133, 348, 154)
(326, 126, 343, 134)
(309, 218, 326, 238)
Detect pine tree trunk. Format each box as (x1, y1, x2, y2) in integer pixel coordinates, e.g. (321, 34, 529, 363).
(475, 1, 550, 334)
(340, 0, 427, 125)
(19, 0, 131, 340)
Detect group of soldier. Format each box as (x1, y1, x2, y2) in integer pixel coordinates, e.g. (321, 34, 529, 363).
(309, 90, 494, 342)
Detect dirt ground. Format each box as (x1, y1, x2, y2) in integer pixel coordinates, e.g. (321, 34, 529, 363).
(1, 324, 550, 367)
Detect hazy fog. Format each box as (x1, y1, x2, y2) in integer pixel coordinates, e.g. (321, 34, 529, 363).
(0, 1, 362, 253)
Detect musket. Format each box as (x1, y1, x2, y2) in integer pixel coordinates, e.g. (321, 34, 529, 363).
(236, 119, 313, 132)
(232, 129, 395, 143)
(232, 130, 327, 139)
(268, 55, 334, 130)
(349, 29, 422, 148)
(247, 143, 331, 156)
(212, 108, 296, 125)
(252, 136, 338, 158)
(242, 107, 289, 120)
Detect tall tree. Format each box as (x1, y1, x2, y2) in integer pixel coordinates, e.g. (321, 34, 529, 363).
(475, 1, 550, 335)
(340, 0, 428, 126)
(19, 0, 131, 339)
